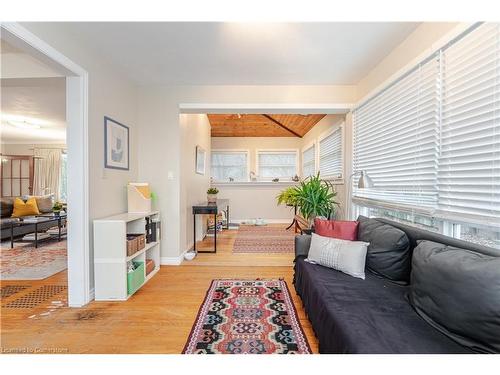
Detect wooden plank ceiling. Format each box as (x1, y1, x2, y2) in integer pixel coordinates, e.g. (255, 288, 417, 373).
(208, 114, 326, 137)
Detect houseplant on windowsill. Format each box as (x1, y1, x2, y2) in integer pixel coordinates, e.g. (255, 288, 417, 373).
(276, 172, 338, 225)
(207, 187, 219, 203)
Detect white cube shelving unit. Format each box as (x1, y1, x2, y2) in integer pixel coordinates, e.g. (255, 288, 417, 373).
(93, 211, 160, 301)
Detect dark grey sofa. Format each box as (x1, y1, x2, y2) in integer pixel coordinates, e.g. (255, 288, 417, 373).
(294, 216, 500, 354)
(0, 197, 55, 241)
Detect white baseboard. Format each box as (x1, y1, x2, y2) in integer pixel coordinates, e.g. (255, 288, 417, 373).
(231, 218, 291, 224)
(161, 249, 187, 266)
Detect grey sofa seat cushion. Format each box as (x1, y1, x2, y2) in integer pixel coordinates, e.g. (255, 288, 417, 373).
(410, 240, 500, 353)
(357, 216, 411, 283)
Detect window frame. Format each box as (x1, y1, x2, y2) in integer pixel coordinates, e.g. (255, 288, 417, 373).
(301, 140, 317, 178)
(255, 149, 299, 181)
(210, 149, 250, 182)
(318, 123, 344, 182)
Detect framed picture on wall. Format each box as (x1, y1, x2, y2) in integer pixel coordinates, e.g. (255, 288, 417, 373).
(195, 145, 206, 175)
(104, 116, 129, 170)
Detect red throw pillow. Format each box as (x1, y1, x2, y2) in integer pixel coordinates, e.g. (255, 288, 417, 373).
(314, 218, 359, 241)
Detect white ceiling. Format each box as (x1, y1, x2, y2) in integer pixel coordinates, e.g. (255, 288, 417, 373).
(59, 22, 420, 85)
(1, 77, 66, 144)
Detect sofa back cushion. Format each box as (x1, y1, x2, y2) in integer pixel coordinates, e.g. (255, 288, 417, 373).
(26, 194, 54, 213)
(11, 197, 40, 217)
(357, 216, 411, 283)
(314, 219, 359, 241)
(1, 198, 14, 218)
(410, 240, 500, 353)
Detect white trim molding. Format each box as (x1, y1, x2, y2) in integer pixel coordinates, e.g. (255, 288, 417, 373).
(1, 22, 91, 307)
(161, 254, 185, 266)
(179, 103, 352, 114)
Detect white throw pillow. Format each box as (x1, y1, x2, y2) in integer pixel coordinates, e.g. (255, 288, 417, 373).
(307, 233, 369, 279)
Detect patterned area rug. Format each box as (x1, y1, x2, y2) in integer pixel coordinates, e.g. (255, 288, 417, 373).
(0, 240, 67, 280)
(183, 279, 311, 354)
(232, 225, 295, 253)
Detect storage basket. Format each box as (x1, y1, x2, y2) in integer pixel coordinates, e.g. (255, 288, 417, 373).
(145, 259, 155, 275)
(127, 261, 145, 295)
(136, 234, 146, 250)
(126, 235, 138, 256)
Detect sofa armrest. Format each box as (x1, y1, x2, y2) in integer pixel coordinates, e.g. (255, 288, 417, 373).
(295, 234, 311, 259)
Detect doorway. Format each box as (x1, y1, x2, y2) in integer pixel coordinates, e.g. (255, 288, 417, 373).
(1, 23, 90, 307)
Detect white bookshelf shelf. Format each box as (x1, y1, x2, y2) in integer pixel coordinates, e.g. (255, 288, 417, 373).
(126, 241, 159, 262)
(93, 211, 161, 301)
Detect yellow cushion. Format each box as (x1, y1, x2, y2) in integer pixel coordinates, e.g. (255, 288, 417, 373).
(11, 197, 40, 218)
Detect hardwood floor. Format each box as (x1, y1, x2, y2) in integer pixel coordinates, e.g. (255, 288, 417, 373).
(1, 225, 318, 354)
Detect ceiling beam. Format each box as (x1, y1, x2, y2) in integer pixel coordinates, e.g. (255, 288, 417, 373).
(261, 114, 302, 138)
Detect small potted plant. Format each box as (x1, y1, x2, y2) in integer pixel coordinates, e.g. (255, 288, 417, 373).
(207, 187, 219, 203)
(52, 201, 64, 216)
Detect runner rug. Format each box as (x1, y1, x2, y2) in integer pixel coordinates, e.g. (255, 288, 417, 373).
(0, 240, 67, 280)
(183, 279, 311, 354)
(232, 225, 295, 253)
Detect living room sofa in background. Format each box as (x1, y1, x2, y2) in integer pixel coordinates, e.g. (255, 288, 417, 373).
(294, 215, 500, 354)
(0, 197, 55, 241)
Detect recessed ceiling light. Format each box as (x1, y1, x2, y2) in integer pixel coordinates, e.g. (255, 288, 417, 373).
(8, 120, 41, 130)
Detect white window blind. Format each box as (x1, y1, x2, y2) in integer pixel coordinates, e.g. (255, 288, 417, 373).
(302, 144, 315, 177)
(211, 151, 248, 181)
(438, 23, 500, 223)
(319, 127, 343, 179)
(257, 151, 297, 179)
(353, 54, 441, 209)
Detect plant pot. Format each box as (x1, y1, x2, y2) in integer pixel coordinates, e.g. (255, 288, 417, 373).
(207, 193, 217, 203)
(53, 210, 61, 216)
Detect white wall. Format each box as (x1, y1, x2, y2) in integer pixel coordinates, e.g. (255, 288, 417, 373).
(180, 114, 211, 253)
(20, 23, 139, 288)
(137, 84, 356, 260)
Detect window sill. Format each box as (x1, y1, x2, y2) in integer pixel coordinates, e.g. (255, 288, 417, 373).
(212, 181, 298, 187)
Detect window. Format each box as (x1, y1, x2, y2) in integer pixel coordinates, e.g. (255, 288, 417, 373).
(352, 22, 500, 248)
(257, 150, 297, 179)
(302, 144, 315, 178)
(59, 151, 67, 202)
(319, 126, 343, 179)
(353, 54, 440, 209)
(211, 150, 248, 182)
(437, 23, 500, 222)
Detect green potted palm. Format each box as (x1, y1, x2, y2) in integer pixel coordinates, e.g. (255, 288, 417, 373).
(277, 173, 338, 225)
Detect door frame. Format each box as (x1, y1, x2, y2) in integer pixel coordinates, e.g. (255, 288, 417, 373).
(1, 22, 91, 307)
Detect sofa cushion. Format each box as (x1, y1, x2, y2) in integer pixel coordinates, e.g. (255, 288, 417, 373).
(307, 233, 369, 279)
(410, 240, 500, 353)
(294, 256, 471, 353)
(314, 219, 359, 240)
(357, 216, 411, 283)
(1, 198, 14, 218)
(27, 194, 54, 213)
(11, 197, 40, 218)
